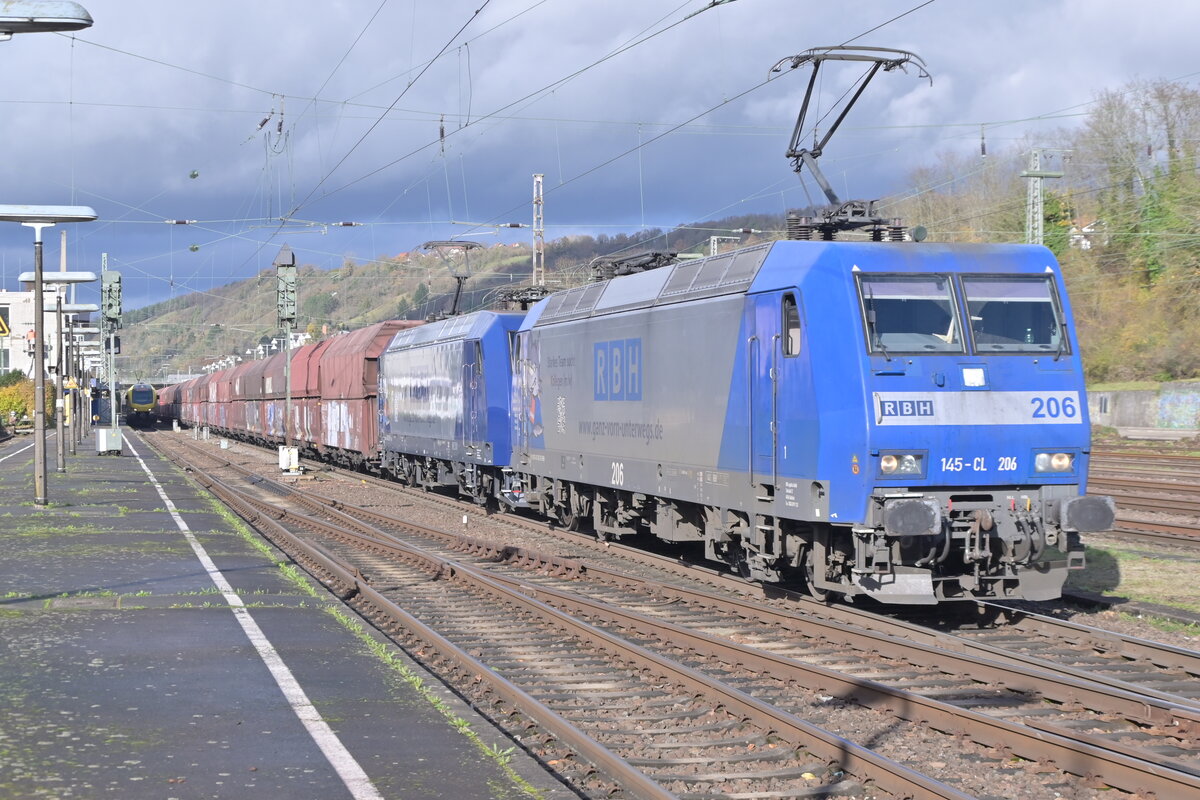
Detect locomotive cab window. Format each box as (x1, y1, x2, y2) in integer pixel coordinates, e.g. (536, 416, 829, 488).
(858, 274, 963, 354)
(130, 385, 155, 405)
(961, 275, 1069, 354)
(782, 294, 801, 356)
(509, 330, 521, 370)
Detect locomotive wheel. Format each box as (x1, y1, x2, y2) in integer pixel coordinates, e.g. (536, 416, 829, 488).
(555, 501, 587, 531)
(802, 547, 830, 602)
(725, 542, 752, 581)
(554, 486, 590, 532)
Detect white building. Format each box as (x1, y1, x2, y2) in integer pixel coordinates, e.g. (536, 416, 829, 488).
(0, 289, 96, 378)
(1068, 220, 1108, 251)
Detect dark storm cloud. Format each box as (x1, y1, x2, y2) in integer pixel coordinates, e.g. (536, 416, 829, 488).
(0, 0, 1196, 309)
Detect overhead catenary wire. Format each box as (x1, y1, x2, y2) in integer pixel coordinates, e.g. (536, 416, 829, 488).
(308, 0, 739, 208)
(283, 2, 494, 221)
(495, 0, 942, 264)
(173, 0, 746, 298)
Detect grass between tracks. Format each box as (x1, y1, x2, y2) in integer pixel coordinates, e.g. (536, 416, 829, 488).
(1066, 534, 1200, 628)
(325, 605, 545, 800)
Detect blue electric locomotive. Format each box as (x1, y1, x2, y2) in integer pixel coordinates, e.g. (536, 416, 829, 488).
(503, 240, 1114, 604)
(377, 310, 524, 503)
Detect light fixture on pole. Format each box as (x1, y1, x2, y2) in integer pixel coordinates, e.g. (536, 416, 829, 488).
(33, 289, 98, 468)
(0, 1, 92, 40)
(58, 301, 99, 456)
(70, 322, 101, 435)
(30, 280, 97, 469)
(2, 205, 97, 505)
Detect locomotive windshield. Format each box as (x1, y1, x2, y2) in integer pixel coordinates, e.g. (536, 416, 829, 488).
(858, 274, 963, 354)
(961, 275, 1068, 354)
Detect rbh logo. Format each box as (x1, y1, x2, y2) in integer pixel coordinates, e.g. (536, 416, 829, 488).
(594, 338, 642, 401)
(879, 399, 935, 417)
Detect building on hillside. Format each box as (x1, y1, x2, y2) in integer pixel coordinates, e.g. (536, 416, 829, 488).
(246, 330, 311, 361)
(1069, 220, 1108, 250)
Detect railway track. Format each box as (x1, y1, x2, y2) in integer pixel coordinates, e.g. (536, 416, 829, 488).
(1087, 451, 1200, 546)
(1093, 485, 1200, 516)
(144, 429, 1200, 799)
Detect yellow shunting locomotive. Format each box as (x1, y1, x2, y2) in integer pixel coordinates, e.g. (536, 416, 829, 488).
(125, 382, 157, 427)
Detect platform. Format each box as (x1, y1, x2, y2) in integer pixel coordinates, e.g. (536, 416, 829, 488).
(0, 427, 572, 799)
(1115, 426, 1200, 441)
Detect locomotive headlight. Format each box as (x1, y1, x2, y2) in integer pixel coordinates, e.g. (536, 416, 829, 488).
(1051, 452, 1073, 471)
(1035, 452, 1075, 472)
(880, 453, 923, 475)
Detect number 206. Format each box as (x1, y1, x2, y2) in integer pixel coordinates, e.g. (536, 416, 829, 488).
(1031, 396, 1077, 419)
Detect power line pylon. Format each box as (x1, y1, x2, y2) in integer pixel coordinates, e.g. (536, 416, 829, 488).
(1022, 149, 1063, 245)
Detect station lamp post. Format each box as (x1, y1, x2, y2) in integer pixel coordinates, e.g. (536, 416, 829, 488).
(27, 280, 98, 468)
(57, 301, 99, 456)
(75, 336, 102, 440)
(71, 325, 101, 435)
(1, 205, 98, 505)
(0, 1, 92, 40)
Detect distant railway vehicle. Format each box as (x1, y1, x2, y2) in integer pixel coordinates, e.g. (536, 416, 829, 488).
(160, 239, 1114, 605)
(125, 382, 158, 428)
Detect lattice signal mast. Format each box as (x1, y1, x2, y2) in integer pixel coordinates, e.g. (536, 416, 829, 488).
(532, 173, 545, 287)
(1021, 149, 1063, 246)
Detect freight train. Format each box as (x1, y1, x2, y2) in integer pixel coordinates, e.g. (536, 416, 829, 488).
(159, 239, 1115, 605)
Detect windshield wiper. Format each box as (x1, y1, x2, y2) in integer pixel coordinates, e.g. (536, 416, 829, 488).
(865, 286, 891, 362)
(1052, 323, 1067, 362)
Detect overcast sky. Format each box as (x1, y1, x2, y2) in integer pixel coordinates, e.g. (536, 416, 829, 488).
(0, 0, 1195, 312)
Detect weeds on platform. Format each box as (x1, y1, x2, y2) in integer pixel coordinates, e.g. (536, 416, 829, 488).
(2, 521, 117, 538)
(324, 605, 543, 800)
(37, 589, 154, 608)
(70, 486, 141, 496)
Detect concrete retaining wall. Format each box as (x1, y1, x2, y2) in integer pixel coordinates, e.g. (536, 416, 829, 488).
(1089, 382, 1200, 431)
